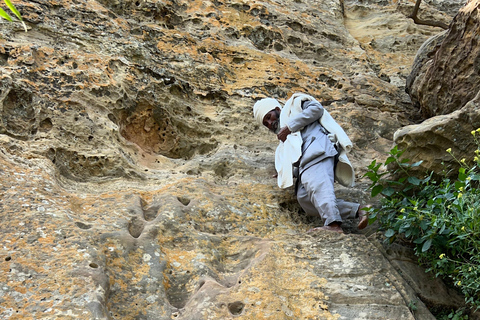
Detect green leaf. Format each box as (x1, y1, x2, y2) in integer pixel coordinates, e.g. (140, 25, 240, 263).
(408, 176, 422, 186)
(364, 171, 378, 180)
(439, 224, 446, 234)
(389, 146, 405, 158)
(420, 220, 429, 230)
(422, 238, 432, 252)
(1, 0, 27, 31)
(4, 0, 22, 21)
(386, 180, 403, 186)
(382, 187, 395, 197)
(405, 229, 412, 238)
(367, 160, 379, 170)
(385, 156, 396, 165)
(371, 185, 384, 197)
(0, 7, 12, 21)
(413, 237, 424, 244)
(389, 145, 399, 156)
(384, 229, 395, 238)
(455, 180, 465, 191)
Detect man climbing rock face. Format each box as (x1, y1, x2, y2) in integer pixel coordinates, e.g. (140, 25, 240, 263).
(253, 93, 369, 234)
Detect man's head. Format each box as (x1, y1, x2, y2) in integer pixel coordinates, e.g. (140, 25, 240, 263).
(253, 98, 282, 133)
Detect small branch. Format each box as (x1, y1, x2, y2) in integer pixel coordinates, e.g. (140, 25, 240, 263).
(409, 0, 449, 30)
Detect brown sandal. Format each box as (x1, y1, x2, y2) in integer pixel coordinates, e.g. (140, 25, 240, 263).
(357, 205, 372, 230)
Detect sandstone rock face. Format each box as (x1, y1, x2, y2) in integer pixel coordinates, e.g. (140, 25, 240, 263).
(398, 0, 480, 175)
(394, 91, 480, 175)
(407, 0, 480, 117)
(0, 0, 464, 319)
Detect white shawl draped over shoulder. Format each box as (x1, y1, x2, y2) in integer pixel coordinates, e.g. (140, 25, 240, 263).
(275, 93, 355, 188)
(274, 94, 304, 188)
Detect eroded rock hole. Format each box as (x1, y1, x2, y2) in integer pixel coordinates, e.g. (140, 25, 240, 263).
(51, 148, 130, 181)
(128, 216, 145, 238)
(46, 148, 56, 164)
(213, 161, 231, 178)
(2, 89, 36, 138)
(245, 26, 276, 50)
(228, 301, 245, 315)
(75, 221, 92, 229)
(39, 118, 53, 132)
(142, 204, 160, 221)
(0, 53, 8, 65)
(108, 113, 117, 123)
(164, 270, 193, 309)
(118, 105, 179, 157)
(274, 42, 284, 51)
(177, 196, 190, 206)
(89, 262, 99, 268)
(118, 103, 217, 159)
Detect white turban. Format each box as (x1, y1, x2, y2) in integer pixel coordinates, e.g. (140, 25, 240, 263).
(253, 98, 282, 126)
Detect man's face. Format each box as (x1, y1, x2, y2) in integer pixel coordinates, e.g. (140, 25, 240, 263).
(262, 107, 281, 133)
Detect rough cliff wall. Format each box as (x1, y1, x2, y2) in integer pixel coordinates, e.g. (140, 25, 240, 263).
(0, 0, 466, 319)
(398, 0, 480, 175)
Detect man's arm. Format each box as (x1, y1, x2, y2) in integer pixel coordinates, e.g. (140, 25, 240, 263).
(287, 100, 324, 133)
(277, 100, 324, 142)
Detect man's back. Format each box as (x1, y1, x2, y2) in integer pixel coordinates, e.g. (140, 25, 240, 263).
(292, 100, 338, 172)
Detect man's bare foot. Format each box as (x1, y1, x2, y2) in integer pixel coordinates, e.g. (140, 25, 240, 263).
(357, 205, 372, 230)
(307, 222, 343, 234)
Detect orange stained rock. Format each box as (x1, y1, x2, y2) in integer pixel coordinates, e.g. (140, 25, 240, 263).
(38, 236, 55, 244)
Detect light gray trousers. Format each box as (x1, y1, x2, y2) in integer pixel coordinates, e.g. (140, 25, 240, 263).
(296, 157, 360, 226)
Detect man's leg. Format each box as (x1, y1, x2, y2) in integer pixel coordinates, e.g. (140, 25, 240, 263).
(297, 157, 342, 227)
(337, 200, 360, 220)
(296, 184, 320, 216)
(297, 192, 360, 218)
(297, 177, 369, 231)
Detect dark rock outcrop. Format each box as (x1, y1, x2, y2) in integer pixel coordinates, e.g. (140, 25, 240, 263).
(399, 0, 480, 175)
(407, 0, 480, 118)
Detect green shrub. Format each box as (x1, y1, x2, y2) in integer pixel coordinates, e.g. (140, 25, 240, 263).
(365, 129, 480, 309)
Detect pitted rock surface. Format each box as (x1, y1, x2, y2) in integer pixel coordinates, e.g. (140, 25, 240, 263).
(398, 0, 480, 175)
(0, 0, 468, 319)
(407, 0, 480, 118)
